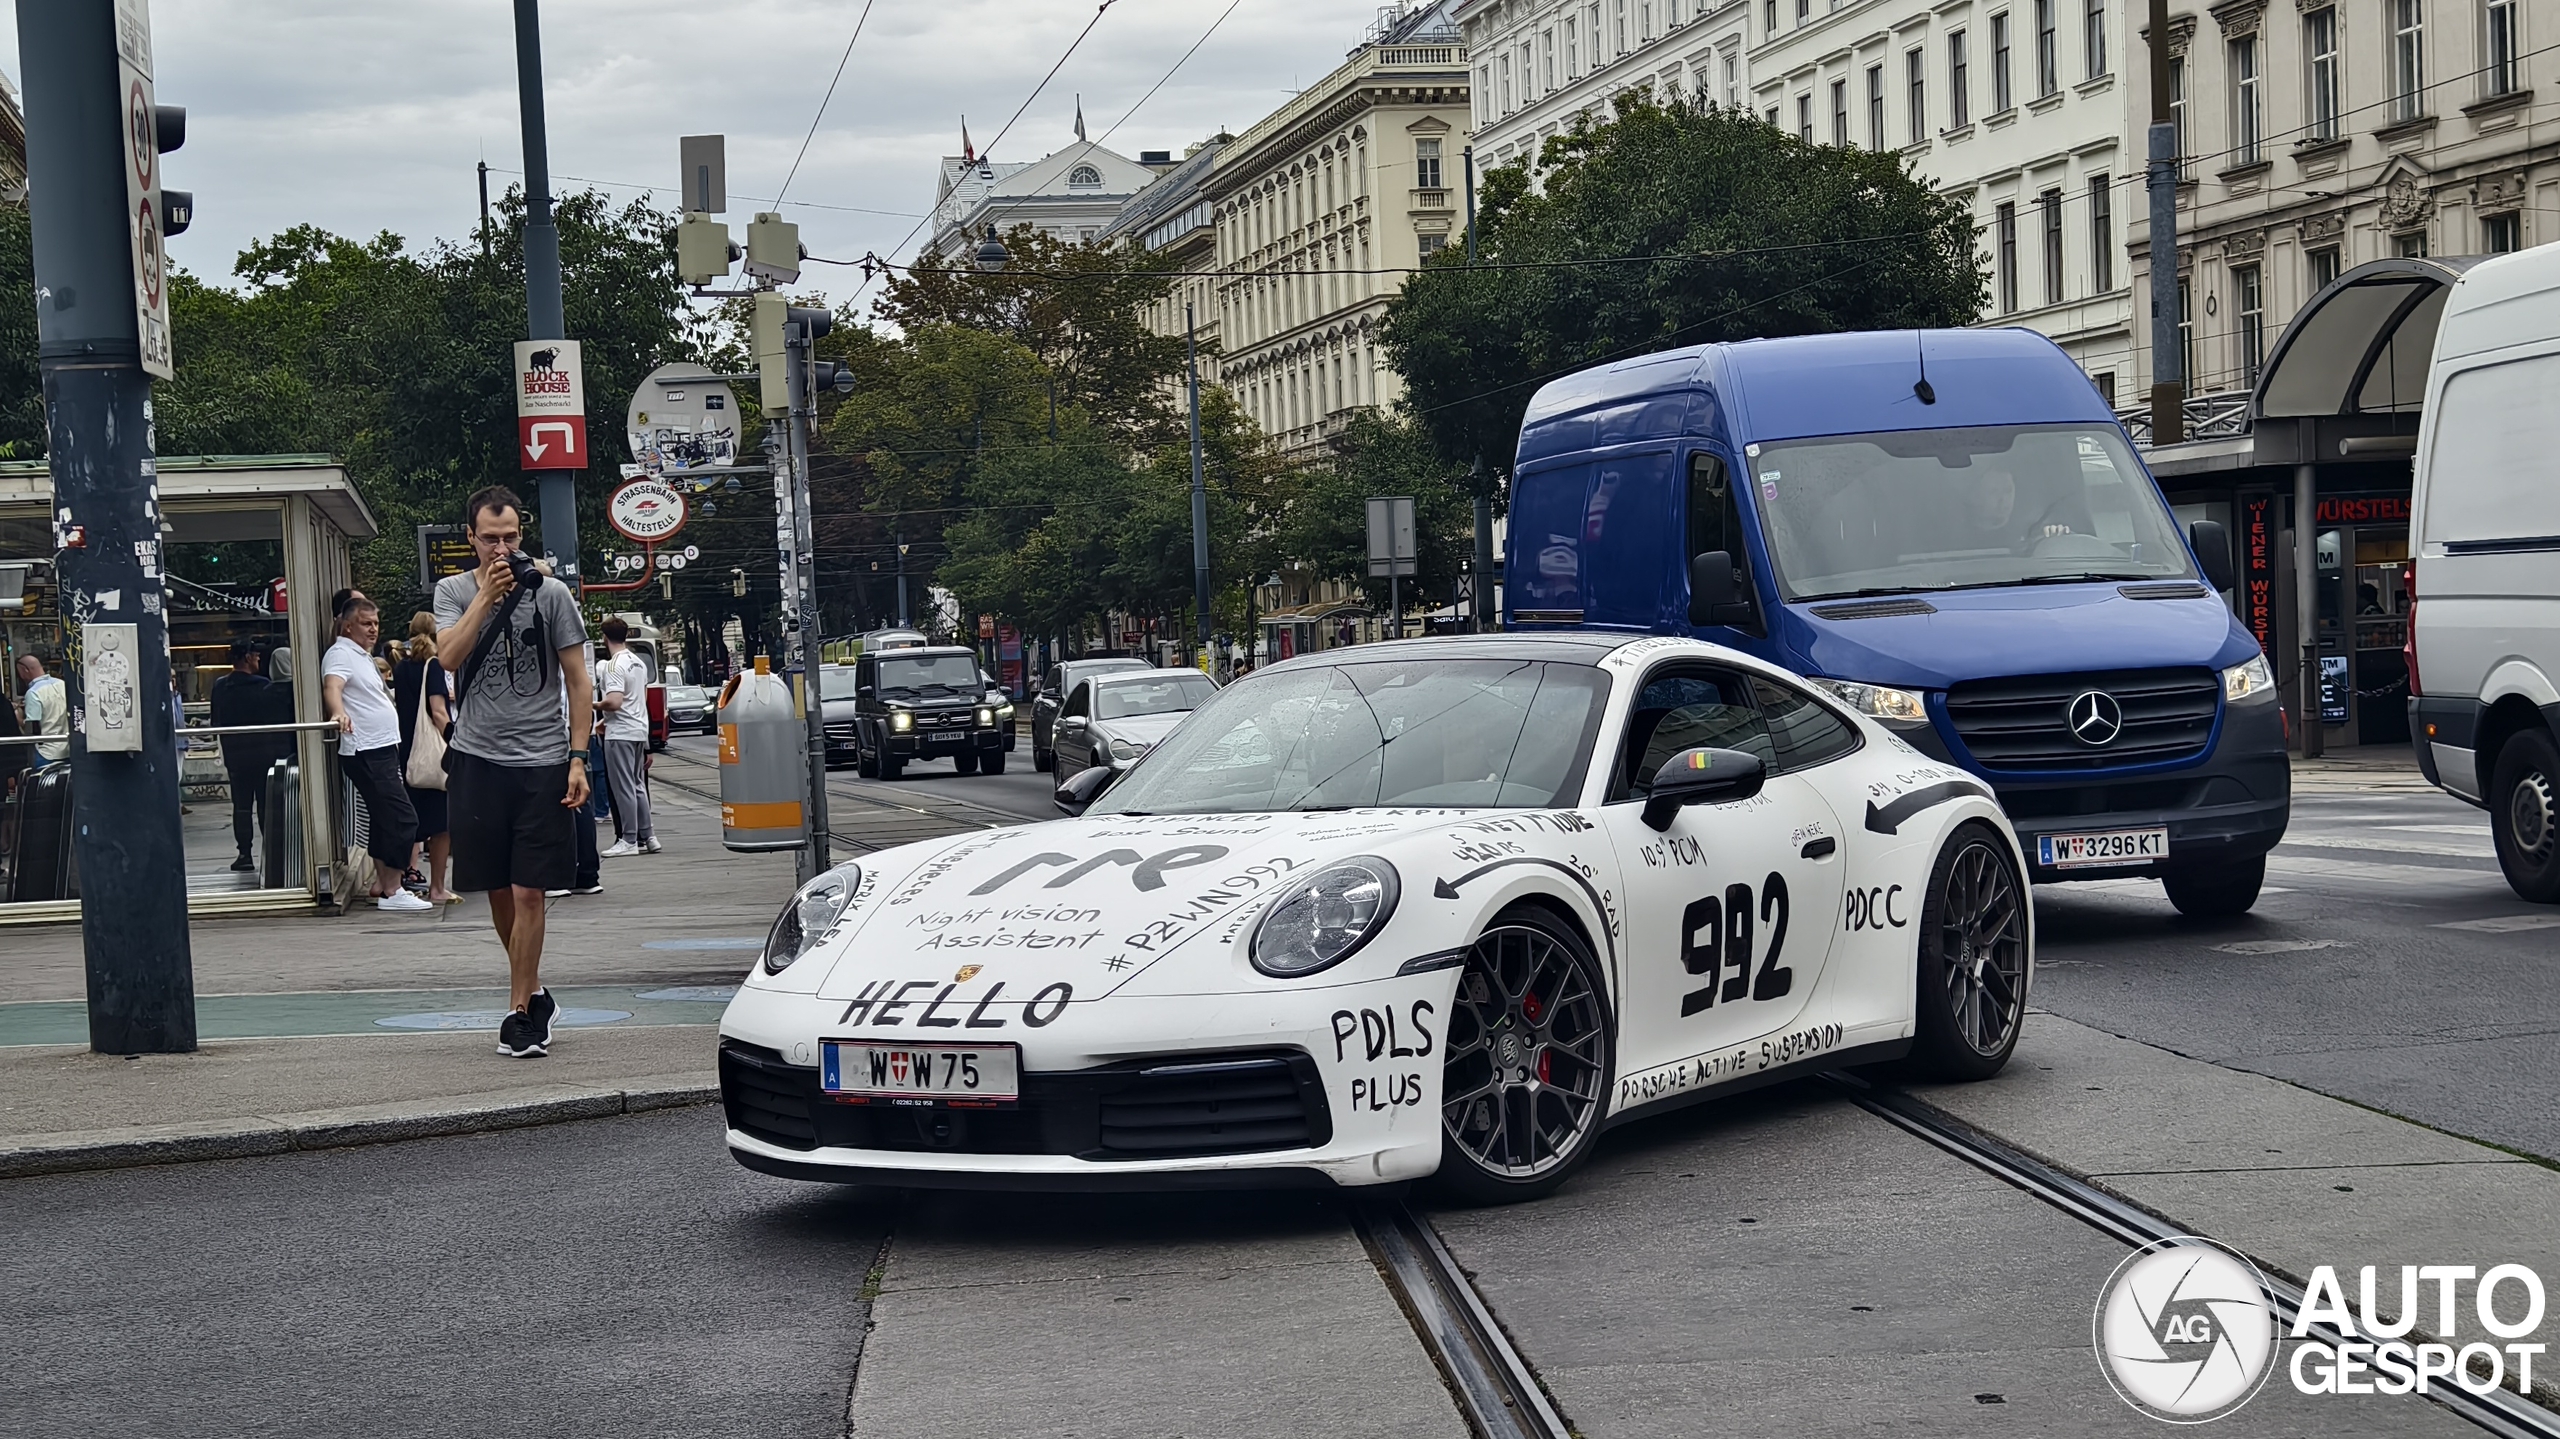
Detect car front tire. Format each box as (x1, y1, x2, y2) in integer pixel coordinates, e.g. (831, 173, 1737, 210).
(1906, 821, 2030, 1082)
(2491, 727, 2560, 903)
(1033, 747, 1054, 772)
(953, 751, 980, 776)
(1432, 906, 1614, 1206)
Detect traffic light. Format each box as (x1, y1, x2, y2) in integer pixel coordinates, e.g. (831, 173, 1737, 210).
(810, 361, 855, 396)
(744, 212, 803, 285)
(676, 216, 737, 286)
(151, 105, 192, 236)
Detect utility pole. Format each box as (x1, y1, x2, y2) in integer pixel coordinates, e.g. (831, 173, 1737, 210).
(1187, 302, 1211, 665)
(896, 538, 908, 628)
(2145, 0, 2183, 447)
(1462, 145, 1476, 261)
(512, 0, 581, 583)
(1471, 455, 1495, 632)
(476, 160, 491, 258)
(19, 0, 197, 1054)
(783, 312, 831, 881)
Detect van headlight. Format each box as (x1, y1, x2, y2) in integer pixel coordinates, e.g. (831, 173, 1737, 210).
(1808, 677, 1930, 725)
(1251, 858, 1399, 978)
(763, 865, 860, 974)
(2223, 653, 2277, 703)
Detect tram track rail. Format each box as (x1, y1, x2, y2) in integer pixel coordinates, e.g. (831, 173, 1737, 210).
(1355, 1200, 1572, 1439)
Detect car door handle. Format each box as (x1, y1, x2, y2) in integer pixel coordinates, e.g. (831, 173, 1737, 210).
(1800, 837, 1837, 859)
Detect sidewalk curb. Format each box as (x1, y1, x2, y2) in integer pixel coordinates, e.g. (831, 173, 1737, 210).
(0, 1074, 721, 1180)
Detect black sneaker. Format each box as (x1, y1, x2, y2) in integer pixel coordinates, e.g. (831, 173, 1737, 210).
(572, 880, 604, 896)
(497, 1009, 548, 1058)
(228, 853, 257, 873)
(526, 988, 558, 1047)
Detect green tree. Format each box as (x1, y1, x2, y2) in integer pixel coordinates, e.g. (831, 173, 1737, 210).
(1380, 96, 1987, 468)
(0, 208, 45, 459)
(1279, 411, 1475, 614)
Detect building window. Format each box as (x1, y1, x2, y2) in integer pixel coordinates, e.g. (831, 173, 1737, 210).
(1949, 31, 1970, 126)
(2040, 188, 2064, 305)
(1766, 104, 1780, 125)
(2178, 275, 2194, 387)
(2397, 229, 2430, 258)
(1545, 29, 1558, 87)
(1418, 233, 1448, 258)
(2235, 264, 2263, 385)
(2484, 212, 2522, 252)
(2169, 55, 2188, 174)
(1640, 0, 1654, 44)
(1867, 64, 1886, 148)
(2390, 0, 2423, 122)
(2093, 371, 2117, 407)
(1501, 53, 1515, 112)
(2229, 36, 2260, 164)
(1992, 14, 2013, 110)
(1996, 201, 2018, 313)
(2036, 0, 2059, 95)
(2309, 246, 2341, 290)
(1618, 0, 1631, 52)
(2089, 173, 2113, 291)
(1068, 164, 1102, 186)
(1415, 139, 1443, 189)
(1832, 78, 1849, 144)
(1726, 53, 1741, 107)
(2305, 9, 2339, 140)
(1763, 0, 1776, 35)
(1565, 18, 1579, 73)
(1796, 0, 1809, 22)
(2086, 0, 2107, 77)
(1798, 93, 1814, 139)
(1477, 66, 1492, 122)
(2486, 0, 2520, 96)
(1908, 48, 1927, 139)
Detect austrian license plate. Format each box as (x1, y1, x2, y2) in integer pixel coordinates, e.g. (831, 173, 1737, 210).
(2036, 827, 2170, 869)
(821, 1040, 1020, 1105)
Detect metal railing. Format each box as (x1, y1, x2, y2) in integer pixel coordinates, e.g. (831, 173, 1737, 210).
(2115, 390, 2254, 446)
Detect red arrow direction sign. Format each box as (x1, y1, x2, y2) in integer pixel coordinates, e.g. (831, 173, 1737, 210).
(519, 416, 586, 469)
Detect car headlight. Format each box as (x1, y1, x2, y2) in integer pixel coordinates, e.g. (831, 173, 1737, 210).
(977, 707, 995, 727)
(1808, 677, 1930, 725)
(2223, 653, 2277, 703)
(1108, 737, 1143, 761)
(762, 865, 861, 975)
(1250, 858, 1400, 979)
(890, 710, 913, 732)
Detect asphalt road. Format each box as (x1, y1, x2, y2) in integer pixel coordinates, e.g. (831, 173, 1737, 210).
(2031, 785, 2560, 1162)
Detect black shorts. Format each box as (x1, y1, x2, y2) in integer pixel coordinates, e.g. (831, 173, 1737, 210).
(447, 752, 575, 894)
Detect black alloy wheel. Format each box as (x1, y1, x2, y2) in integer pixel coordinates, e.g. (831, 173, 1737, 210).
(1435, 907, 1613, 1204)
(1907, 822, 2030, 1081)
(2491, 727, 2560, 903)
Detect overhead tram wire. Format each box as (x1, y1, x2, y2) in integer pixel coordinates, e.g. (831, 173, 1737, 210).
(481, 164, 922, 218)
(774, 0, 880, 206)
(1090, 0, 1247, 151)
(849, 0, 1125, 305)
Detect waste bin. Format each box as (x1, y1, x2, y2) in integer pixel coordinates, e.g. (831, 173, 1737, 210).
(719, 656, 806, 852)
(261, 757, 303, 891)
(4, 762, 75, 903)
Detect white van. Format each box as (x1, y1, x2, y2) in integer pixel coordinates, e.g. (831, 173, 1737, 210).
(2408, 243, 2560, 902)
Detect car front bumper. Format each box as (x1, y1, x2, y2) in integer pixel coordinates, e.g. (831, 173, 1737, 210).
(717, 971, 1453, 1189)
(887, 726, 1005, 757)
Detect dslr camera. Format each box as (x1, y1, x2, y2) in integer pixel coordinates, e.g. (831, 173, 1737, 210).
(504, 549, 545, 594)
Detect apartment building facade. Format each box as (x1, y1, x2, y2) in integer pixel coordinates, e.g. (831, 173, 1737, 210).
(1454, 0, 1753, 169)
(2125, 0, 2556, 411)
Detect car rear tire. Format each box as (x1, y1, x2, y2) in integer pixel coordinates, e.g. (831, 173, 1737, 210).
(1906, 822, 2029, 1083)
(982, 751, 1007, 776)
(879, 752, 903, 781)
(953, 751, 980, 776)
(2491, 728, 2560, 903)
(2162, 856, 2266, 916)
(1432, 907, 1614, 1205)
(1033, 747, 1054, 772)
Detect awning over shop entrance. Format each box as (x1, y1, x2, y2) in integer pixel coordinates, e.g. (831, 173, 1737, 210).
(2249, 256, 2487, 462)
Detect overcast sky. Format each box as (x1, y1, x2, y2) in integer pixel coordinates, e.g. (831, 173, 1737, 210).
(1, 0, 1395, 311)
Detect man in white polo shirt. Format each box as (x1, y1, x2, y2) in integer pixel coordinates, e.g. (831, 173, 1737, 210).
(321, 591, 430, 912)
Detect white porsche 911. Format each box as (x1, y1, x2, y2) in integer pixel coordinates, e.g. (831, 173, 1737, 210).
(718, 632, 2030, 1202)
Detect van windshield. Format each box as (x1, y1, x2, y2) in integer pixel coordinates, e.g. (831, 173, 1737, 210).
(1750, 423, 2197, 601)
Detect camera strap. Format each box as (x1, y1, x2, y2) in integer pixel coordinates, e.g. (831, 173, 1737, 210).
(452, 584, 532, 712)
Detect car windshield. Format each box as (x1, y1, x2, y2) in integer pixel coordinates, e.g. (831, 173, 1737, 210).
(877, 654, 983, 696)
(818, 667, 860, 701)
(1751, 423, 2196, 601)
(1095, 673, 1217, 720)
(1092, 659, 1609, 815)
(670, 686, 705, 704)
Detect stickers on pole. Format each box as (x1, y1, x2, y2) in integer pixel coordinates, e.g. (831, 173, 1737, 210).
(115, 0, 172, 379)
(514, 339, 587, 470)
(626, 362, 742, 475)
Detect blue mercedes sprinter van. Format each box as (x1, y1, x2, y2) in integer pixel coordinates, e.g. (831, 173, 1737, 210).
(1505, 328, 2288, 914)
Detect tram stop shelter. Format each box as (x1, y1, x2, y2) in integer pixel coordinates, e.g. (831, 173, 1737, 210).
(0, 455, 375, 924)
(2138, 256, 2483, 755)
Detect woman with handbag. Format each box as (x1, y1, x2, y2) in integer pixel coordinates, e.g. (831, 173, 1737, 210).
(394, 612, 456, 904)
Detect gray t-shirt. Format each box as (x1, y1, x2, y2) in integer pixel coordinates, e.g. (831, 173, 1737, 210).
(433, 570, 590, 766)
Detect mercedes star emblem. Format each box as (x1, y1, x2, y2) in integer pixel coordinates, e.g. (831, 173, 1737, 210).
(2068, 690, 2124, 746)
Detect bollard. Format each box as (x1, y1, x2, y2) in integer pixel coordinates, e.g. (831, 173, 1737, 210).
(719, 656, 806, 852)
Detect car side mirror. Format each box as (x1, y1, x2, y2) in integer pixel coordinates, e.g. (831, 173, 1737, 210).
(856, 683, 876, 698)
(1060, 716, 1089, 731)
(1055, 764, 1115, 816)
(1688, 551, 1756, 627)
(1641, 746, 1767, 832)
(2189, 520, 2234, 593)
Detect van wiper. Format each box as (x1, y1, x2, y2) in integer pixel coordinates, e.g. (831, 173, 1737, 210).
(1968, 572, 2159, 588)
(1801, 585, 1967, 601)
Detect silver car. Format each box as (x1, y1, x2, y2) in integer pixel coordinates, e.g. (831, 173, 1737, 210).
(1049, 668, 1220, 784)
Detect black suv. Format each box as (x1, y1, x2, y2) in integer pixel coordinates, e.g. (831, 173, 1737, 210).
(843, 645, 1009, 779)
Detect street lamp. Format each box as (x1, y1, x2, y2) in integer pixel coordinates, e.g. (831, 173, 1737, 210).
(974, 224, 1009, 274)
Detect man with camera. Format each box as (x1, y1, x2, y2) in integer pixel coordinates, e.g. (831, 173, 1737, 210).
(433, 486, 594, 1059)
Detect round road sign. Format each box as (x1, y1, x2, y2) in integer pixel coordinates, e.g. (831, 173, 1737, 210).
(607, 477, 687, 544)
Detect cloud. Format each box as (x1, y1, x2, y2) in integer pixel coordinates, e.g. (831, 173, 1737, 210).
(2, 0, 1390, 306)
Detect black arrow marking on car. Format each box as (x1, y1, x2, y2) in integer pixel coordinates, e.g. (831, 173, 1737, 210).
(1432, 857, 1618, 967)
(1864, 780, 1992, 835)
